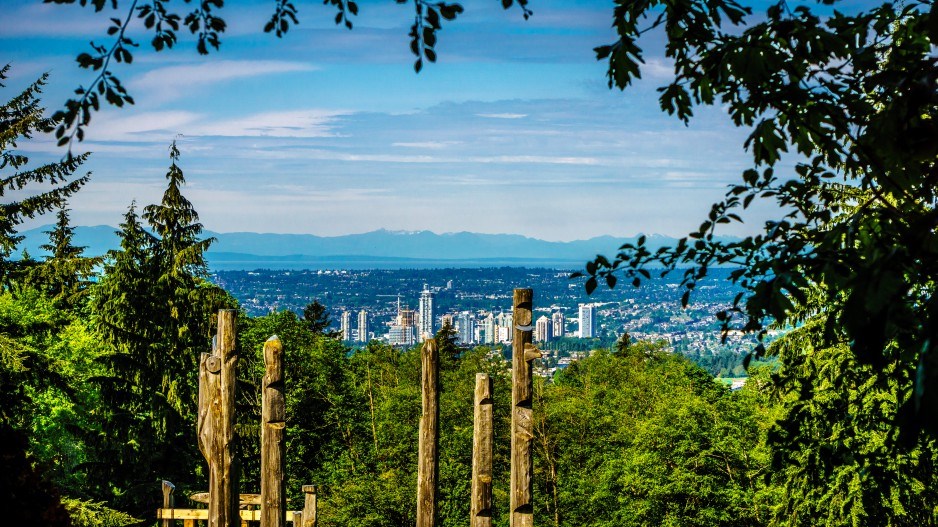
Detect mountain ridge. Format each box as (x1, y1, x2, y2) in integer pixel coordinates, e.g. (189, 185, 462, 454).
(17, 225, 724, 269)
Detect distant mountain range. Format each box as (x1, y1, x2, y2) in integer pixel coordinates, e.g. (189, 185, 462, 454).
(17, 226, 697, 270)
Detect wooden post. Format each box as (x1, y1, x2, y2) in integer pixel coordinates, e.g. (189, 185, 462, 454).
(416, 338, 439, 527)
(510, 289, 539, 527)
(261, 335, 286, 527)
(161, 480, 175, 527)
(471, 373, 494, 527)
(208, 309, 240, 527)
(198, 350, 219, 466)
(302, 485, 317, 527)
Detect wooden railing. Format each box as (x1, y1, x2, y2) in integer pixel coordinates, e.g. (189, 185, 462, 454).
(157, 481, 317, 527)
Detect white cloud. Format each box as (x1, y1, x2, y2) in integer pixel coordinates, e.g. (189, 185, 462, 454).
(76, 109, 344, 142)
(188, 110, 345, 138)
(477, 113, 528, 119)
(130, 60, 318, 102)
(0, 2, 108, 38)
(392, 141, 462, 149)
(89, 110, 201, 142)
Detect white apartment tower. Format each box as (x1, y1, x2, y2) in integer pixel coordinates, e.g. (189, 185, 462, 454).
(418, 283, 435, 339)
(578, 304, 595, 339)
(340, 311, 352, 341)
(357, 309, 369, 343)
(535, 315, 552, 343)
(481, 313, 496, 345)
(456, 312, 475, 344)
(552, 311, 565, 338)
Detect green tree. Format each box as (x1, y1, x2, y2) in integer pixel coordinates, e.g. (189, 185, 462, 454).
(766, 318, 938, 526)
(535, 348, 774, 527)
(0, 65, 89, 285)
(434, 319, 463, 365)
(303, 299, 341, 338)
(89, 146, 233, 514)
(26, 207, 100, 308)
(579, 0, 938, 442)
(0, 65, 95, 526)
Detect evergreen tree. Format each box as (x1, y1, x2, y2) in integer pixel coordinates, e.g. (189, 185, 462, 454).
(89, 147, 232, 514)
(0, 65, 90, 285)
(28, 207, 99, 307)
(142, 141, 217, 415)
(433, 320, 463, 365)
(87, 202, 166, 508)
(303, 299, 340, 338)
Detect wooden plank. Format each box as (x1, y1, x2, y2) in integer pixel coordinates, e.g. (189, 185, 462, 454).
(261, 335, 286, 527)
(416, 338, 439, 527)
(158, 509, 261, 521)
(188, 493, 262, 507)
(510, 288, 535, 527)
(158, 509, 304, 523)
(471, 373, 494, 527)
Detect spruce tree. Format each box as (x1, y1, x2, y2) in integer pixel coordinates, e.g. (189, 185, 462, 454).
(90, 147, 234, 514)
(0, 65, 90, 285)
(29, 206, 99, 307)
(142, 141, 216, 417)
(88, 202, 166, 508)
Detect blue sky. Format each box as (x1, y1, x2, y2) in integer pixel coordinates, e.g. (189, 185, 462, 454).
(1, 0, 838, 240)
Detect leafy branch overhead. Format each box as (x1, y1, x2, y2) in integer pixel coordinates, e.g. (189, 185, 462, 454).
(579, 0, 938, 441)
(46, 0, 533, 153)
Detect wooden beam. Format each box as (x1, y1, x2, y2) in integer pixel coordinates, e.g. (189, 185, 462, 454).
(416, 338, 439, 527)
(471, 373, 494, 527)
(261, 335, 286, 527)
(157, 509, 304, 523)
(510, 289, 535, 527)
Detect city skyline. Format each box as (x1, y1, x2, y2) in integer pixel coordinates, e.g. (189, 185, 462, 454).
(0, 0, 803, 242)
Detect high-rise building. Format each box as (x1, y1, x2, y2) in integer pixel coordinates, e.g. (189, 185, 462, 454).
(552, 311, 565, 338)
(535, 315, 552, 343)
(456, 312, 475, 344)
(481, 313, 495, 345)
(340, 311, 352, 341)
(357, 309, 369, 343)
(578, 304, 595, 338)
(419, 283, 435, 339)
(493, 311, 512, 343)
(388, 324, 416, 346)
(389, 299, 417, 346)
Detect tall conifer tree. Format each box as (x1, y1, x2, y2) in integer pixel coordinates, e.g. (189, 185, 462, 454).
(142, 141, 216, 416)
(0, 65, 90, 285)
(28, 206, 99, 306)
(89, 145, 230, 513)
